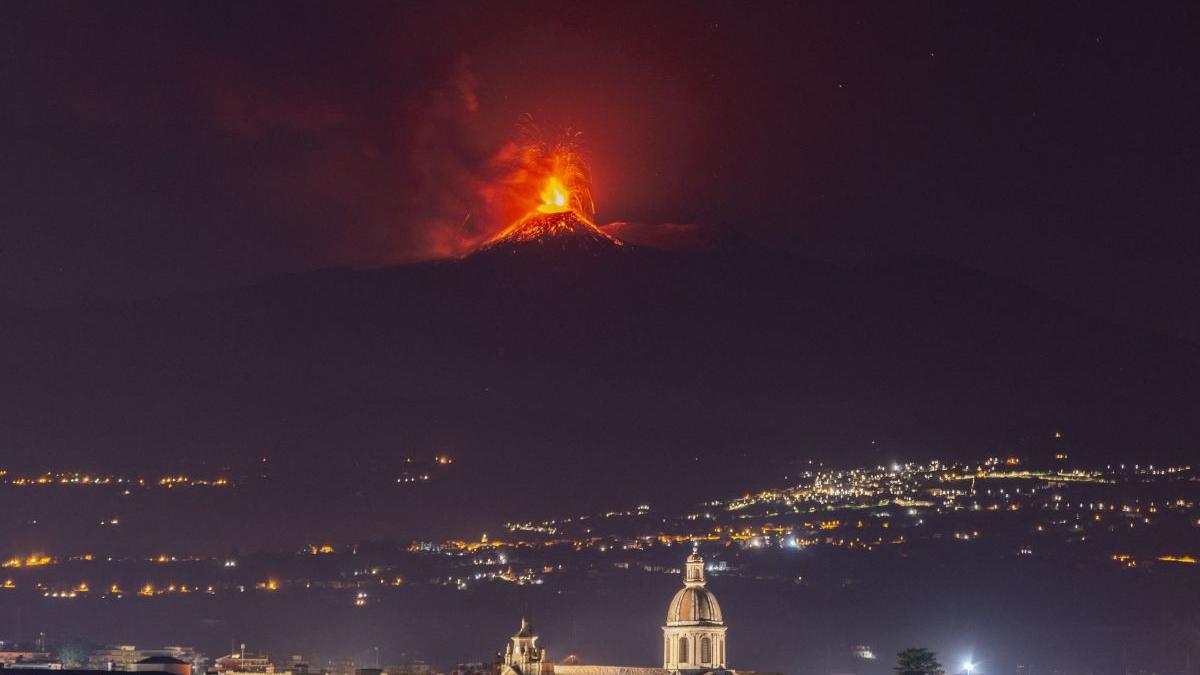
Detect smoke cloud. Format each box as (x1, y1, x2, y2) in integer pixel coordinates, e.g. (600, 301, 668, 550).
(0, 4, 547, 304)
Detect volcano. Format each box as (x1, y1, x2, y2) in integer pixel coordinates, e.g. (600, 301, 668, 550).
(476, 209, 624, 255)
(6, 120, 1200, 540)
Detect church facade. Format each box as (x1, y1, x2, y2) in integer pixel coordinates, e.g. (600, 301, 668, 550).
(497, 547, 776, 675)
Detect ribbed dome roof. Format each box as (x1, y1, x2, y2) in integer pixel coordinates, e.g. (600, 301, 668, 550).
(666, 586, 723, 624)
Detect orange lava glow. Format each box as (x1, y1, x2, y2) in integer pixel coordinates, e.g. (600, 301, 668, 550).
(537, 176, 571, 214)
(490, 117, 597, 229)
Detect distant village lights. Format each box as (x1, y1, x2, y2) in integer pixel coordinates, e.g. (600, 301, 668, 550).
(0, 457, 1194, 605)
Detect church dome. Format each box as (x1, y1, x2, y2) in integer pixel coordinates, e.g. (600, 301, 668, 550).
(663, 546, 728, 670)
(666, 585, 723, 624)
(665, 544, 724, 626)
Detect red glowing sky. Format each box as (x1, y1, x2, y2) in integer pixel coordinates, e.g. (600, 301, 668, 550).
(2, 1, 1198, 339)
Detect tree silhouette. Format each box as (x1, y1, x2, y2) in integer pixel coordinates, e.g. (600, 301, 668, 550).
(56, 639, 94, 669)
(895, 648, 944, 675)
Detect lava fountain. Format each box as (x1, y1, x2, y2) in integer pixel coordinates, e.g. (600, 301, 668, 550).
(478, 117, 622, 252)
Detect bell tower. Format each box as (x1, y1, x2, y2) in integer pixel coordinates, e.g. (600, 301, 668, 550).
(501, 618, 547, 675)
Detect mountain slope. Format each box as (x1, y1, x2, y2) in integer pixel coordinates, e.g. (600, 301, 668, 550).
(0, 241, 1197, 535)
(475, 211, 624, 256)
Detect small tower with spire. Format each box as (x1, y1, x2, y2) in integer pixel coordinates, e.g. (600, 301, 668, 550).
(684, 542, 706, 587)
(501, 618, 547, 675)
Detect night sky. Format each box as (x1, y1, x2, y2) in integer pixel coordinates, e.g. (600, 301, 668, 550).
(3, 1, 1198, 340)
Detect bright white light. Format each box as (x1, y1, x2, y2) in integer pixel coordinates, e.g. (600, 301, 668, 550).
(963, 662, 975, 674)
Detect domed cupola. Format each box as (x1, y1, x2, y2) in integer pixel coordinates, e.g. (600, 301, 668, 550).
(666, 552, 723, 624)
(663, 545, 727, 671)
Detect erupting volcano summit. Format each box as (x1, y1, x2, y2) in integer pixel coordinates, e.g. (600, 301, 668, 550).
(478, 175, 623, 255)
(476, 122, 624, 256)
